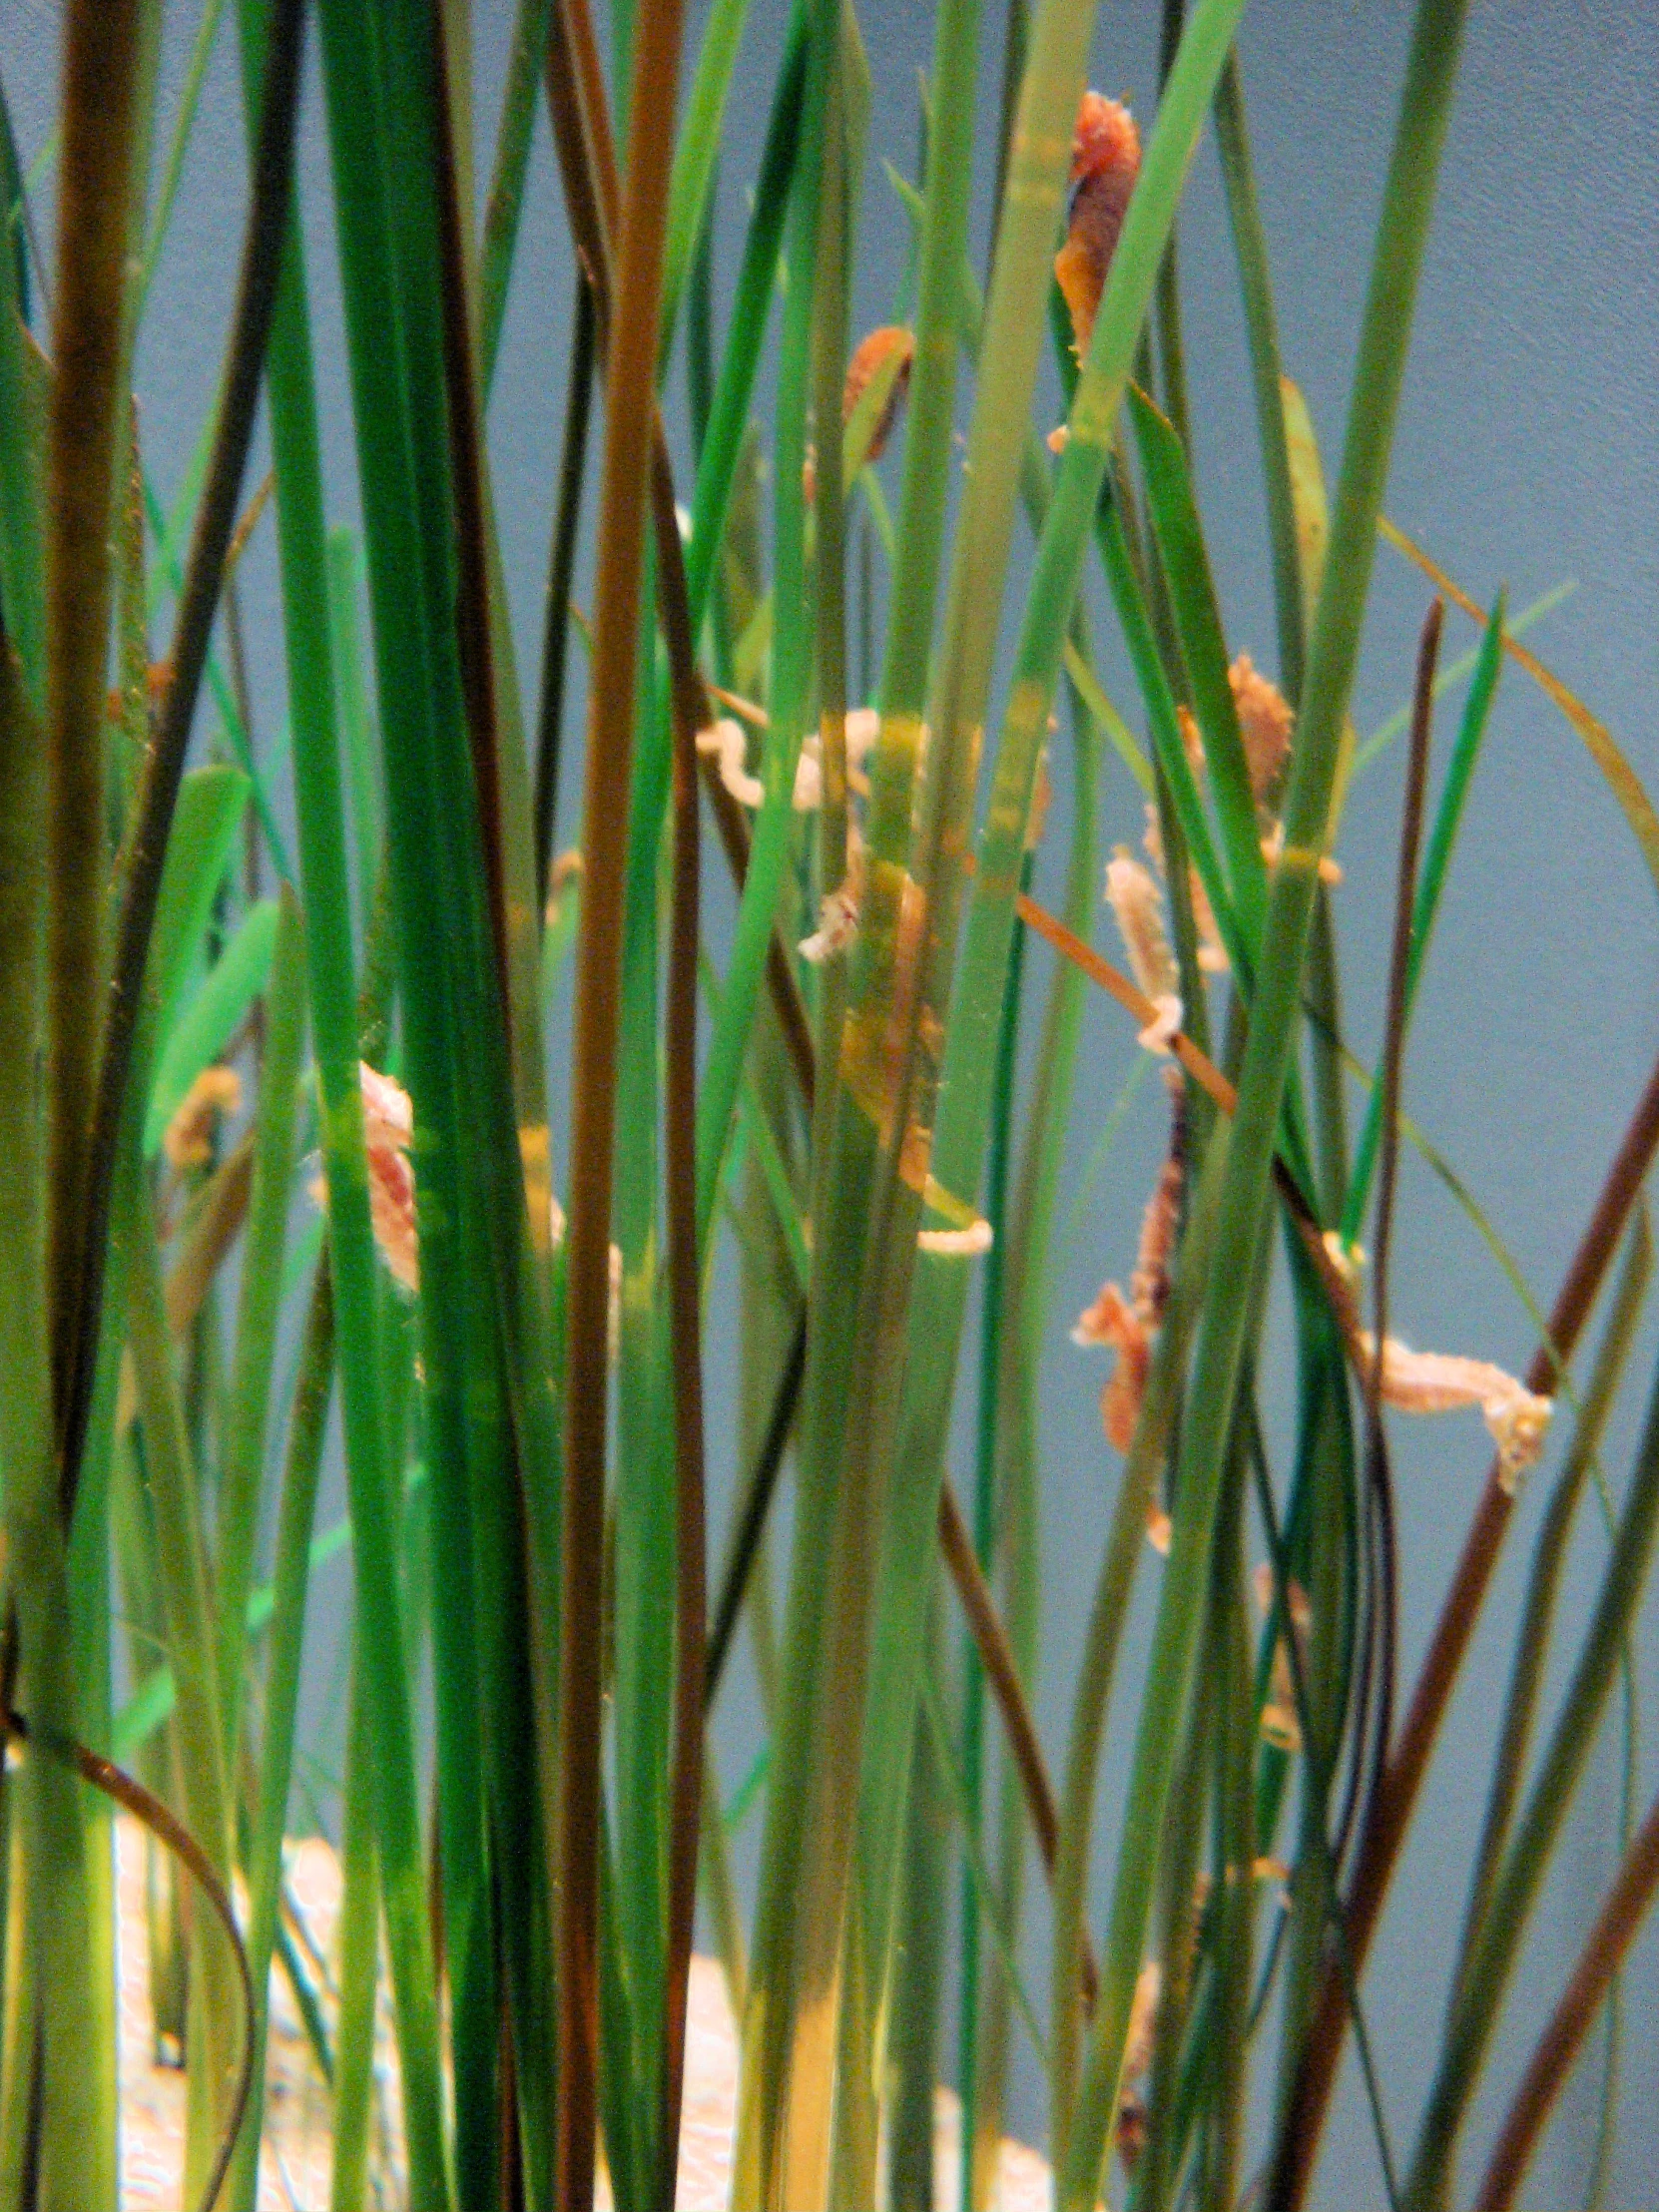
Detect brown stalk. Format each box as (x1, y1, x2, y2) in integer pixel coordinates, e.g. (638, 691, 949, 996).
(660, 389, 707, 2212)
(938, 1478, 1099, 2010)
(44, 0, 146, 1435)
(1471, 1783, 1659, 2212)
(542, 3, 817, 1110)
(1268, 1039, 1659, 2210)
(533, 270, 596, 907)
(58, 0, 307, 1525)
(553, 0, 686, 2203)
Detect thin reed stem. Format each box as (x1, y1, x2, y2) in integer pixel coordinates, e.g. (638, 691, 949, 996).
(44, 0, 146, 1435)
(555, 0, 685, 2196)
(62, 0, 306, 1520)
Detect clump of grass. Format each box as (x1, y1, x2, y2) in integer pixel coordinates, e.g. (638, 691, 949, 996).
(0, 1, 1654, 2210)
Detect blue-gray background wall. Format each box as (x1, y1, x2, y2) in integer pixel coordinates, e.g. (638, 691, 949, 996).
(5, 0, 1655, 2200)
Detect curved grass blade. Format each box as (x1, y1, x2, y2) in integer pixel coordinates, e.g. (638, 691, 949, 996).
(143, 895, 278, 1157)
(212, 886, 305, 1757)
(1341, 591, 1503, 1242)
(1378, 515, 1659, 903)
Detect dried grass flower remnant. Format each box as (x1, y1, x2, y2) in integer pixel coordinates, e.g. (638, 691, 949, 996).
(311, 1063, 419, 1295)
(162, 1065, 242, 1171)
(1229, 651, 1293, 809)
(356, 1062, 418, 1296)
(1074, 1075, 1187, 1486)
(1105, 847, 1182, 1053)
(1323, 1233, 1553, 1489)
(1055, 92, 1141, 359)
(1114, 1959, 1164, 2173)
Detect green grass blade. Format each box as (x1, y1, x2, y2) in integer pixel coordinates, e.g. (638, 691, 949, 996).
(955, 859, 1029, 2207)
(144, 894, 278, 1156)
(116, 1063, 239, 2204)
(1353, 579, 1569, 776)
(0, 186, 44, 705)
(735, 0, 984, 2183)
(324, 528, 382, 934)
(328, 1654, 381, 2212)
(146, 763, 250, 1045)
(1341, 593, 1504, 1241)
(477, 0, 553, 386)
(658, 0, 756, 369)
(213, 885, 305, 1757)
(1212, 53, 1304, 706)
(1, 599, 117, 2210)
(227, 1260, 335, 2212)
(239, 1, 452, 2195)
(1129, 380, 1269, 941)
(138, 0, 230, 312)
(1061, 4, 1472, 2197)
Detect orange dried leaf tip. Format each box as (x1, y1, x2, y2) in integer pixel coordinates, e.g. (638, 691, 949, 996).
(1071, 1280, 1150, 1453)
(163, 1065, 242, 1170)
(1362, 1334, 1554, 1488)
(1055, 93, 1141, 358)
(842, 324, 915, 465)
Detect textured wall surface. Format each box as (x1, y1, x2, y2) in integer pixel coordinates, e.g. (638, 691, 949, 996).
(4, 0, 1655, 2199)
